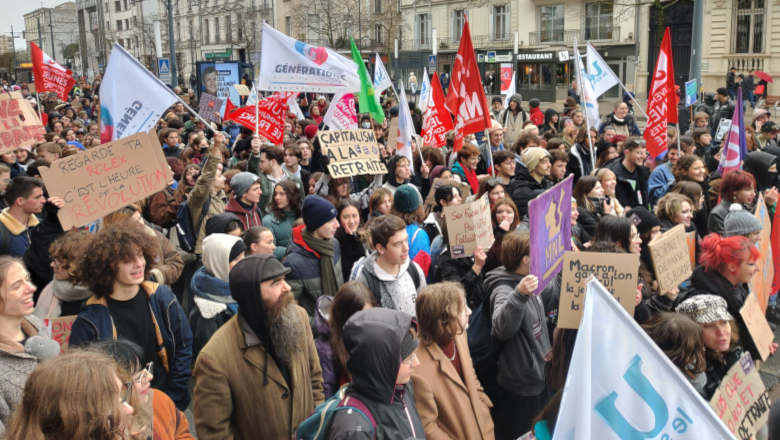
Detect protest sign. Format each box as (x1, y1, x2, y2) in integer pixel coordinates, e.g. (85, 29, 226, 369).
(198, 93, 223, 123)
(687, 231, 696, 269)
(529, 175, 572, 293)
(442, 193, 494, 259)
(39, 131, 172, 229)
(70, 98, 83, 110)
(386, 117, 399, 153)
(424, 178, 472, 215)
(225, 91, 294, 144)
(234, 84, 251, 96)
(0, 91, 46, 152)
(318, 129, 387, 178)
(44, 315, 77, 353)
(750, 195, 774, 312)
(740, 293, 775, 362)
(323, 92, 358, 130)
(709, 352, 770, 439)
(558, 251, 639, 329)
(716, 119, 732, 142)
(648, 224, 691, 294)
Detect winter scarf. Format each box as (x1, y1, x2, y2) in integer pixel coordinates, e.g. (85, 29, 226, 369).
(453, 161, 479, 195)
(191, 266, 237, 315)
(33, 279, 93, 319)
(302, 227, 339, 298)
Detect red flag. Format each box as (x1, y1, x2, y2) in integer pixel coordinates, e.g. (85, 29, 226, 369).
(31, 42, 76, 101)
(224, 92, 293, 144)
(224, 97, 236, 117)
(422, 73, 454, 148)
(643, 28, 676, 158)
(444, 16, 490, 152)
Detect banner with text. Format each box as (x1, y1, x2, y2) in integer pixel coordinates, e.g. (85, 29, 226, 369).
(318, 129, 387, 178)
(529, 175, 573, 294)
(323, 92, 358, 130)
(442, 193, 494, 259)
(0, 92, 46, 152)
(43, 315, 77, 354)
(649, 224, 692, 294)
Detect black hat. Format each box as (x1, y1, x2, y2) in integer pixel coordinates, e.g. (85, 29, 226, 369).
(761, 121, 780, 133)
(627, 207, 662, 235)
(492, 96, 503, 105)
(595, 140, 614, 158)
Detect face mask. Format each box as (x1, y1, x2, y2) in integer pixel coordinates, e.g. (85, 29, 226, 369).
(362, 122, 371, 129)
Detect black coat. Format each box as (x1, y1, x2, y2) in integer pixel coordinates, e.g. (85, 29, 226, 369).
(604, 157, 650, 209)
(507, 164, 553, 219)
(435, 250, 486, 310)
(25, 200, 64, 302)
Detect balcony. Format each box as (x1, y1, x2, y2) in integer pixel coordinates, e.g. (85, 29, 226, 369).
(300, 38, 383, 51)
(401, 39, 432, 51)
(727, 55, 767, 73)
(529, 27, 620, 46)
(248, 4, 272, 14)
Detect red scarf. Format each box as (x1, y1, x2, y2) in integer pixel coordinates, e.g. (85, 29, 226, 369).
(461, 162, 479, 195)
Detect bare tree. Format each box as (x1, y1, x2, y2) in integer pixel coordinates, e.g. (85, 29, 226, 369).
(289, 0, 359, 48)
(365, 0, 410, 73)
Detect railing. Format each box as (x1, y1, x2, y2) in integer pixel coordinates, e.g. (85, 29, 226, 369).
(401, 39, 432, 50)
(300, 38, 383, 51)
(529, 27, 620, 45)
(580, 26, 620, 43)
(727, 56, 766, 72)
(248, 4, 271, 13)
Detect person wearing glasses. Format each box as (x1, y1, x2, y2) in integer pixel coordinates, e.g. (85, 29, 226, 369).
(94, 339, 195, 440)
(327, 308, 424, 440)
(604, 137, 650, 209)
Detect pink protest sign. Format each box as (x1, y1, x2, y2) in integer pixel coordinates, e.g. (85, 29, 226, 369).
(323, 92, 357, 130)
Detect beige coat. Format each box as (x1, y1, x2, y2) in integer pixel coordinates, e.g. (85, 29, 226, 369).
(193, 308, 324, 440)
(411, 333, 495, 440)
(188, 153, 227, 255)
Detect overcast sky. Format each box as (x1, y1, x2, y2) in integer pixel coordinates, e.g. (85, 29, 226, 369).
(1, 0, 73, 51)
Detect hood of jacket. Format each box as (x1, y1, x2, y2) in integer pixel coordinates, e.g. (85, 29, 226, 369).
(483, 267, 524, 295)
(343, 307, 417, 403)
(225, 197, 261, 226)
(314, 295, 333, 338)
(385, 154, 410, 187)
(191, 266, 236, 318)
(202, 233, 244, 282)
(743, 150, 776, 193)
(543, 108, 559, 126)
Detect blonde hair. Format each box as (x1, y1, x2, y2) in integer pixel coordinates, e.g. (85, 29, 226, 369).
(654, 193, 693, 222)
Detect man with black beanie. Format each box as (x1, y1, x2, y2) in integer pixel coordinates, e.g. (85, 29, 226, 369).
(193, 253, 324, 439)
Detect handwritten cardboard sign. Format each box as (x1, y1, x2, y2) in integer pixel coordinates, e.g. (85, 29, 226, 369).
(39, 131, 172, 229)
(0, 91, 46, 153)
(648, 224, 691, 294)
(424, 178, 472, 216)
(750, 195, 774, 312)
(709, 352, 770, 439)
(558, 251, 640, 329)
(233, 84, 251, 96)
(386, 117, 399, 152)
(198, 92, 223, 123)
(442, 193, 494, 259)
(318, 129, 387, 178)
(686, 231, 696, 269)
(740, 292, 775, 362)
(44, 315, 77, 353)
(529, 175, 573, 294)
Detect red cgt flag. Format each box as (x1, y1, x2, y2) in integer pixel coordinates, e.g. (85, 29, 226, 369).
(224, 97, 236, 118)
(31, 42, 76, 101)
(422, 73, 454, 148)
(643, 28, 677, 158)
(445, 16, 491, 152)
(225, 92, 295, 144)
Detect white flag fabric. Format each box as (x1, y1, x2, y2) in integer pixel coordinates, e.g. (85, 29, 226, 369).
(395, 82, 415, 167)
(586, 43, 620, 97)
(419, 68, 433, 113)
(259, 24, 359, 94)
(503, 72, 516, 110)
(373, 53, 393, 94)
(552, 278, 737, 440)
(574, 40, 601, 130)
(288, 95, 305, 120)
(99, 43, 178, 143)
(322, 91, 358, 130)
(246, 82, 259, 106)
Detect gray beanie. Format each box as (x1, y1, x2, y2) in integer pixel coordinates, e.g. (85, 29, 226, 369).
(231, 172, 259, 200)
(724, 203, 763, 237)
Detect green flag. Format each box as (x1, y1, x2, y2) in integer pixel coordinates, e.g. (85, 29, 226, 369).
(350, 38, 385, 123)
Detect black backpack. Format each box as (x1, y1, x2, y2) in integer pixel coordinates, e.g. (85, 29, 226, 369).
(175, 196, 211, 253)
(360, 263, 421, 304)
(467, 278, 515, 371)
(0, 221, 11, 256)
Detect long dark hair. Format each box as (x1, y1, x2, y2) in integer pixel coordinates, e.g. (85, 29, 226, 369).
(593, 216, 633, 253)
(329, 282, 377, 381)
(573, 175, 600, 212)
(433, 184, 460, 213)
(642, 313, 706, 379)
(270, 180, 302, 221)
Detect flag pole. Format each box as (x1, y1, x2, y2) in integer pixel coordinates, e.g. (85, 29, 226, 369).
(255, 85, 259, 136)
(575, 39, 596, 170)
(586, 43, 648, 119)
(34, 92, 43, 123)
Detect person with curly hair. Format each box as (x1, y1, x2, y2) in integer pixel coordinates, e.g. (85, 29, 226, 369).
(32, 231, 94, 320)
(69, 223, 193, 411)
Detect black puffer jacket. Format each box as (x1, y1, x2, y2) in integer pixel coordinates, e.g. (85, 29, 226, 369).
(25, 200, 64, 302)
(604, 157, 650, 209)
(508, 163, 553, 219)
(538, 109, 559, 136)
(328, 308, 425, 440)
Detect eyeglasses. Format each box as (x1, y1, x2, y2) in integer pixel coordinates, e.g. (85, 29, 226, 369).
(402, 351, 417, 365)
(120, 381, 133, 404)
(133, 362, 153, 384)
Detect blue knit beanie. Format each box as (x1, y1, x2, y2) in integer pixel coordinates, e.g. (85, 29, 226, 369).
(393, 184, 420, 213)
(302, 195, 337, 232)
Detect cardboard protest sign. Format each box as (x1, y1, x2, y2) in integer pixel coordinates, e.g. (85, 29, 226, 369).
(0, 91, 46, 152)
(318, 129, 387, 178)
(686, 231, 696, 269)
(750, 195, 774, 312)
(529, 175, 572, 294)
(740, 293, 775, 361)
(198, 93, 223, 123)
(39, 131, 172, 229)
(44, 315, 77, 353)
(557, 251, 640, 329)
(70, 98, 83, 110)
(648, 224, 691, 294)
(710, 352, 771, 439)
(233, 84, 251, 96)
(386, 117, 399, 153)
(442, 194, 494, 259)
(424, 178, 472, 216)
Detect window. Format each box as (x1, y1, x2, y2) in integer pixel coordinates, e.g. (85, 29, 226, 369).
(585, 2, 613, 41)
(374, 0, 382, 13)
(285, 16, 292, 36)
(374, 24, 383, 43)
(307, 14, 318, 41)
(124, 19, 129, 30)
(215, 17, 220, 43)
(123, 0, 128, 10)
(105, 3, 109, 12)
(133, 16, 138, 27)
(733, 0, 766, 53)
(135, 36, 139, 50)
(416, 13, 430, 48)
(451, 10, 466, 42)
(114, 1, 121, 10)
(226, 15, 232, 42)
(238, 23, 242, 40)
(118, 39, 124, 47)
(539, 5, 564, 43)
(345, 16, 354, 40)
(89, 11, 98, 30)
(176, 21, 181, 41)
(490, 5, 509, 40)
(116, 20, 122, 30)
(204, 19, 209, 43)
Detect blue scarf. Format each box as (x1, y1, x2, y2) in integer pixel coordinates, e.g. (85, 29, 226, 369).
(191, 266, 238, 315)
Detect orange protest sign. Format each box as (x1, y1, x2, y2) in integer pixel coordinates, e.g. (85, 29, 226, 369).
(0, 91, 46, 153)
(686, 231, 696, 269)
(741, 293, 775, 362)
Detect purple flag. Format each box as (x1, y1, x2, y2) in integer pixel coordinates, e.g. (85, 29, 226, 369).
(529, 175, 573, 294)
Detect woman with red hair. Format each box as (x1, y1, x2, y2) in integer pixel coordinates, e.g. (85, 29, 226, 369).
(685, 233, 777, 361)
(708, 170, 756, 235)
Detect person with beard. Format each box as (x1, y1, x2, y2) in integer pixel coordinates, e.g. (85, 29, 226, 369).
(284, 195, 344, 336)
(598, 101, 640, 138)
(193, 254, 324, 439)
(327, 308, 425, 440)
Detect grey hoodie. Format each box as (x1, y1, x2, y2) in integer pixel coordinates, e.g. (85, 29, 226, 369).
(503, 93, 528, 146)
(485, 268, 551, 397)
(353, 252, 426, 316)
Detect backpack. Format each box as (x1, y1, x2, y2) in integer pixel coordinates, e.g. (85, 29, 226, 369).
(175, 196, 211, 253)
(0, 221, 11, 256)
(467, 278, 514, 371)
(296, 384, 376, 440)
(361, 263, 421, 304)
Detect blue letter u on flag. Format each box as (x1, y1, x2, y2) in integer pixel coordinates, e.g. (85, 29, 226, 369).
(594, 355, 669, 440)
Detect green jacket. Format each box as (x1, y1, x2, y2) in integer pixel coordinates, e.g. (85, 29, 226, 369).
(261, 210, 296, 260)
(248, 153, 306, 214)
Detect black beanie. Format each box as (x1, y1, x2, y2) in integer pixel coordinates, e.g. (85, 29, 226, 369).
(627, 207, 662, 235)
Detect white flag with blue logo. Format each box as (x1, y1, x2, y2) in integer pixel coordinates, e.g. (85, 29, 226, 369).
(586, 43, 620, 98)
(419, 68, 433, 113)
(395, 81, 414, 167)
(574, 39, 601, 130)
(553, 278, 736, 440)
(373, 52, 393, 94)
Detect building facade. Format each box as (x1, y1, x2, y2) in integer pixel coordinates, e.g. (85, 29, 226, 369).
(23, 2, 80, 65)
(0, 36, 14, 55)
